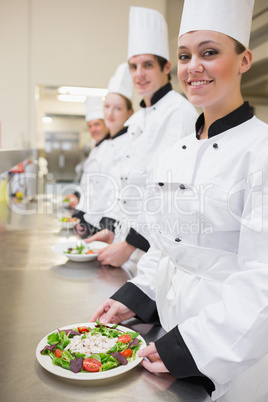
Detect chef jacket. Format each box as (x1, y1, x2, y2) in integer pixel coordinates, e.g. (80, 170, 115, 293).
(74, 129, 128, 232)
(111, 102, 268, 400)
(94, 83, 198, 271)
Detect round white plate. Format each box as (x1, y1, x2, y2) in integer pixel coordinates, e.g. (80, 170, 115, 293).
(56, 217, 80, 229)
(36, 322, 146, 380)
(53, 240, 108, 262)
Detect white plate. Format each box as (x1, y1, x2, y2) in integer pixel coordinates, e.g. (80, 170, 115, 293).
(36, 322, 146, 380)
(53, 240, 108, 262)
(56, 217, 80, 229)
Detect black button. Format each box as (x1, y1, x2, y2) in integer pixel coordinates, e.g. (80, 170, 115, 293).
(213, 143, 218, 148)
(179, 184, 186, 190)
(175, 238, 181, 242)
(126, 155, 130, 158)
(125, 177, 128, 180)
(182, 145, 187, 149)
(159, 182, 164, 186)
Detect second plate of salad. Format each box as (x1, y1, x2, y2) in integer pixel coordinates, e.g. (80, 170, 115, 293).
(36, 322, 146, 380)
(53, 241, 108, 262)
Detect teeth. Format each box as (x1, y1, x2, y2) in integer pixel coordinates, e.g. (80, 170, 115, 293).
(190, 80, 210, 86)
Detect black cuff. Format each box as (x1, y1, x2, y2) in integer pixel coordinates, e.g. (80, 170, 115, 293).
(111, 282, 160, 324)
(72, 209, 85, 220)
(125, 228, 150, 252)
(156, 327, 215, 395)
(73, 191, 80, 200)
(99, 217, 117, 233)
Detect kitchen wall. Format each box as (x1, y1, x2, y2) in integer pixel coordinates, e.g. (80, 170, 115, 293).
(0, 0, 168, 150)
(0, 0, 267, 151)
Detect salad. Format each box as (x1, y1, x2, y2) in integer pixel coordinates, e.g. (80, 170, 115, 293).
(65, 244, 97, 255)
(40, 322, 142, 374)
(59, 217, 78, 223)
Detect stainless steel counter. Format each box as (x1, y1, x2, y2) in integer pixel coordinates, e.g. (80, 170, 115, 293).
(1, 196, 268, 402)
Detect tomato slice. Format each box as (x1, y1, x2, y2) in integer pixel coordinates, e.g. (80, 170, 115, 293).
(55, 348, 63, 358)
(83, 358, 101, 372)
(120, 349, 132, 358)
(117, 334, 132, 344)
(86, 250, 95, 254)
(78, 326, 89, 333)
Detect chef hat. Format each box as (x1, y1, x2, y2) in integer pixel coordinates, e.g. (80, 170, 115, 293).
(179, 0, 255, 48)
(85, 96, 104, 122)
(128, 6, 169, 61)
(107, 63, 133, 101)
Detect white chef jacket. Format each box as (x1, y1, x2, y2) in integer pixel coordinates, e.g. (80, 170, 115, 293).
(75, 134, 109, 213)
(83, 128, 130, 229)
(96, 83, 197, 272)
(111, 103, 268, 400)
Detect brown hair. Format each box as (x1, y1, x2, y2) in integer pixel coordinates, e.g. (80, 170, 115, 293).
(231, 37, 247, 54)
(118, 94, 134, 112)
(153, 55, 171, 81)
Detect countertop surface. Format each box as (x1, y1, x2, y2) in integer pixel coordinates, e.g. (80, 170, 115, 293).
(0, 195, 267, 402)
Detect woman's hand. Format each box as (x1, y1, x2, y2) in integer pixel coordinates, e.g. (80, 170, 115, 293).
(96, 241, 136, 267)
(139, 343, 169, 373)
(75, 223, 88, 237)
(89, 299, 135, 324)
(85, 229, 114, 245)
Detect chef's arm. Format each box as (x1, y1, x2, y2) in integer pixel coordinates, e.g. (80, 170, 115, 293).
(111, 281, 160, 324)
(125, 227, 150, 252)
(155, 327, 215, 395)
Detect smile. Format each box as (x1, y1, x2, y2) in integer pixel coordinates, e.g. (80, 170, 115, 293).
(137, 81, 150, 86)
(189, 80, 213, 86)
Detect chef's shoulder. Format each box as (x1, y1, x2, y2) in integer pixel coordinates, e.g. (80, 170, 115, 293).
(163, 89, 198, 115)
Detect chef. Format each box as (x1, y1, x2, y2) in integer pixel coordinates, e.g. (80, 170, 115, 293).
(85, 6, 197, 273)
(76, 63, 134, 237)
(89, 0, 268, 400)
(65, 96, 109, 211)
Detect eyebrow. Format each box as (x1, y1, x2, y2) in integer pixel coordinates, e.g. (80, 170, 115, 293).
(178, 40, 222, 50)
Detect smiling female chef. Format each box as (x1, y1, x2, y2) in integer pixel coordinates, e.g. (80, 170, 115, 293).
(74, 63, 134, 237)
(85, 6, 197, 272)
(89, 0, 268, 400)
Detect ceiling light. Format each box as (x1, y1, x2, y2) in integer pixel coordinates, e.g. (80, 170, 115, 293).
(58, 86, 108, 97)
(57, 95, 87, 103)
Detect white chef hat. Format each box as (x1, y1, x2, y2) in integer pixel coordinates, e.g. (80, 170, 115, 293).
(127, 6, 169, 61)
(107, 63, 133, 101)
(85, 96, 104, 122)
(179, 0, 255, 48)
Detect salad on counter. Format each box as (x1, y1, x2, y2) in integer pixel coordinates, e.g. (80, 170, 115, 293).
(40, 321, 142, 373)
(64, 244, 97, 255)
(59, 217, 79, 223)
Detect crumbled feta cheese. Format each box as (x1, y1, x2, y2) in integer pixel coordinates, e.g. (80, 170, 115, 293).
(65, 333, 117, 357)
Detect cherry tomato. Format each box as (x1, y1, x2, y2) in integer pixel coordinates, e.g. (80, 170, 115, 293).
(83, 358, 101, 372)
(78, 326, 89, 333)
(86, 250, 95, 254)
(117, 334, 132, 344)
(55, 348, 63, 358)
(120, 349, 132, 358)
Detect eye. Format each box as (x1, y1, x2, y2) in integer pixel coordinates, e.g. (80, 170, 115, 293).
(203, 49, 219, 57)
(129, 64, 136, 71)
(144, 62, 154, 68)
(178, 53, 190, 61)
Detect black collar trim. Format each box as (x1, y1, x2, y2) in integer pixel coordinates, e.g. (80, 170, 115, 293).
(95, 133, 110, 147)
(140, 82, 172, 108)
(111, 126, 128, 139)
(195, 102, 254, 139)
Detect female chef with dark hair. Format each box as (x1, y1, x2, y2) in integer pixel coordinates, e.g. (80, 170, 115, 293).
(89, 0, 268, 400)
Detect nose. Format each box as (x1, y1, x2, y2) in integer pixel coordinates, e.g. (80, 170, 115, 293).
(187, 56, 204, 74)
